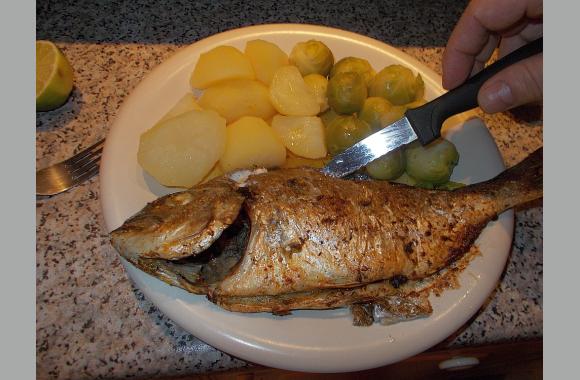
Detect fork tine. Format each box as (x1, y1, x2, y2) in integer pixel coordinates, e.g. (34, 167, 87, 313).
(71, 162, 100, 185)
(36, 138, 105, 196)
(66, 147, 102, 169)
(69, 152, 102, 178)
(66, 139, 105, 166)
(66, 147, 103, 174)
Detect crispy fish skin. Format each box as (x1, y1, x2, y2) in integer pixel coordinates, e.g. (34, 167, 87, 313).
(111, 177, 244, 260)
(211, 277, 404, 313)
(110, 148, 542, 313)
(212, 148, 542, 298)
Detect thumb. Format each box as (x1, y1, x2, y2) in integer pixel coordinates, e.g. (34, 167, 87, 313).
(477, 53, 543, 113)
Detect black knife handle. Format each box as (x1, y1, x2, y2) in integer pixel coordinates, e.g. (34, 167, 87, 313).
(405, 37, 543, 145)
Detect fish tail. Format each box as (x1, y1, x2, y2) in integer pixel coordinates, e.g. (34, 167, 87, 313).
(467, 147, 543, 210)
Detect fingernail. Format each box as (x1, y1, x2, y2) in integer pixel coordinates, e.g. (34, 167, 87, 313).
(479, 81, 514, 113)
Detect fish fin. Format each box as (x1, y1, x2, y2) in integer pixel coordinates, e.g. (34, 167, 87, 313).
(466, 147, 543, 211)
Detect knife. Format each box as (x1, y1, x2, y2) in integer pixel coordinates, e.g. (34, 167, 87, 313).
(322, 37, 543, 178)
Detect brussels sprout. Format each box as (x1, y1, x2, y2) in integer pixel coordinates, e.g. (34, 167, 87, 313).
(392, 172, 421, 187)
(320, 108, 340, 129)
(304, 73, 329, 112)
(393, 172, 465, 190)
(404, 139, 459, 184)
(289, 40, 335, 76)
(358, 97, 406, 132)
(327, 72, 368, 114)
(330, 57, 376, 87)
(366, 149, 405, 180)
(325, 115, 372, 156)
(436, 181, 466, 190)
(369, 65, 425, 105)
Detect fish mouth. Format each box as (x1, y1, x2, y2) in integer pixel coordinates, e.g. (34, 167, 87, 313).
(121, 208, 251, 294)
(193, 208, 251, 286)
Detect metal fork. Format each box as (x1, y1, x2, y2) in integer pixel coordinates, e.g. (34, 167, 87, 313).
(36, 139, 105, 196)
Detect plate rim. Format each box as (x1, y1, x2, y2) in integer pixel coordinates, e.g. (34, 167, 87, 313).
(100, 23, 513, 373)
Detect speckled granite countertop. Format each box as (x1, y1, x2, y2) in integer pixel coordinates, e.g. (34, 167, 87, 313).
(36, 1, 542, 379)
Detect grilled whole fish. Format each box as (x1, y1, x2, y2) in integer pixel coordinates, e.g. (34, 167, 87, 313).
(111, 148, 542, 314)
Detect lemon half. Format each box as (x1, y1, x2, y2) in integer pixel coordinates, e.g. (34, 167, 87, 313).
(36, 40, 73, 111)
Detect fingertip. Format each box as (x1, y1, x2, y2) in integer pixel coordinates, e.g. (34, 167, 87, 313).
(442, 70, 465, 90)
(442, 75, 452, 90)
(478, 80, 514, 113)
(442, 67, 469, 90)
(477, 54, 542, 114)
(441, 46, 478, 90)
(441, 62, 461, 90)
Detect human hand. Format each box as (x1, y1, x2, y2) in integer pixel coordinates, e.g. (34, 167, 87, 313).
(442, 0, 543, 113)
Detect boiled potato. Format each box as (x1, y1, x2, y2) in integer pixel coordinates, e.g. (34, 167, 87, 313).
(269, 65, 320, 116)
(198, 79, 276, 124)
(138, 110, 226, 188)
(190, 46, 255, 89)
(200, 163, 224, 184)
(303, 74, 329, 112)
(271, 115, 327, 159)
(220, 116, 286, 172)
(282, 151, 328, 169)
(158, 93, 202, 123)
(244, 39, 289, 85)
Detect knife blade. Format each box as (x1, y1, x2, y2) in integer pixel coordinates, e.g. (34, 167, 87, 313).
(321, 37, 542, 178)
(321, 117, 417, 178)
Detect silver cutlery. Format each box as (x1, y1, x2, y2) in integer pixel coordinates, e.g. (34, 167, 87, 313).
(36, 139, 104, 196)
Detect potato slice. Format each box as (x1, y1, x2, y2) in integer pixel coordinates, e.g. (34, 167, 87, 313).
(138, 110, 226, 188)
(282, 151, 328, 169)
(200, 162, 224, 184)
(198, 79, 276, 124)
(269, 65, 320, 116)
(190, 46, 255, 89)
(244, 39, 289, 85)
(158, 93, 202, 123)
(303, 74, 329, 112)
(220, 116, 286, 172)
(271, 115, 327, 159)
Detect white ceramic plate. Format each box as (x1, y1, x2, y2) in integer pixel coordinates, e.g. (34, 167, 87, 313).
(100, 24, 512, 373)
